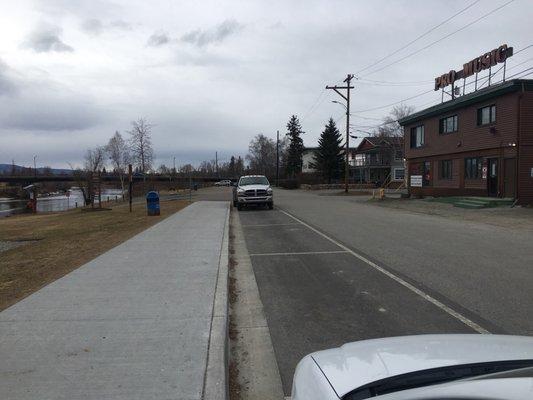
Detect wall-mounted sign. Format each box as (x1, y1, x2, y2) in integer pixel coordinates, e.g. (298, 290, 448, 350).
(410, 175, 423, 187)
(482, 166, 488, 180)
(434, 44, 513, 91)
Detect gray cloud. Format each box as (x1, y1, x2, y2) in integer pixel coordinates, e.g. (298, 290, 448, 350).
(0, 98, 102, 131)
(181, 19, 243, 47)
(0, 60, 103, 131)
(147, 32, 171, 47)
(23, 25, 74, 53)
(0, 59, 18, 96)
(81, 19, 104, 35)
(81, 19, 133, 35)
(109, 20, 132, 30)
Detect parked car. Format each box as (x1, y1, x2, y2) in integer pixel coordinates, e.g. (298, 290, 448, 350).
(214, 180, 231, 187)
(292, 334, 533, 400)
(232, 175, 273, 210)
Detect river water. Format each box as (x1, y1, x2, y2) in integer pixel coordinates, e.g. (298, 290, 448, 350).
(0, 188, 124, 217)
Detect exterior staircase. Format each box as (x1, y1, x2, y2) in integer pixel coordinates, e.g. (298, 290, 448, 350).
(428, 196, 514, 209)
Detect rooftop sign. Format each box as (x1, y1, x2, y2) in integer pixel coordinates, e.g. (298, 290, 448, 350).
(434, 44, 513, 91)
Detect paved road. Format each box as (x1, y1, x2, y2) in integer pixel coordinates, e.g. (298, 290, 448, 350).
(0, 201, 229, 400)
(237, 188, 533, 395)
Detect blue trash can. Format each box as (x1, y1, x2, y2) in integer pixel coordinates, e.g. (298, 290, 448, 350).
(146, 191, 160, 216)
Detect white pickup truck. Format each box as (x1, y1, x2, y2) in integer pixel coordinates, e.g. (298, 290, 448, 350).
(232, 175, 273, 210)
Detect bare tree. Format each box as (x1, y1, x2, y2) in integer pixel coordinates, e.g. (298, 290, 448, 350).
(158, 164, 170, 174)
(128, 118, 154, 176)
(375, 104, 415, 138)
(246, 134, 276, 176)
(68, 163, 91, 205)
(84, 146, 106, 206)
(106, 131, 130, 196)
(179, 164, 194, 174)
(85, 146, 106, 173)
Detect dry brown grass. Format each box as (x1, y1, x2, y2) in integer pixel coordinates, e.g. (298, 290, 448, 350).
(0, 200, 189, 311)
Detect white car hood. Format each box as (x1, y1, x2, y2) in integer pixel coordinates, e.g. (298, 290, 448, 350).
(311, 334, 533, 397)
(238, 184, 270, 191)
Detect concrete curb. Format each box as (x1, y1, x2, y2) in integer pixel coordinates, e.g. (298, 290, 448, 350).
(202, 204, 230, 400)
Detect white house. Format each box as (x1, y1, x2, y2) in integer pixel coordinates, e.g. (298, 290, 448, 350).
(302, 148, 318, 173)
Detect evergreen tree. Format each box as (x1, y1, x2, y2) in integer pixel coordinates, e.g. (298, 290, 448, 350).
(236, 156, 245, 175)
(228, 156, 236, 176)
(285, 115, 304, 177)
(311, 118, 344, 183)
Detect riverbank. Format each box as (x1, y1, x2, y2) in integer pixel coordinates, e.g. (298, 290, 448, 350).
(0, 199, 189, 311)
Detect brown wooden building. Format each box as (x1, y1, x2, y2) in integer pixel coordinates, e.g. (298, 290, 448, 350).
(352, 137, 404, 186)
(399, 79, 533, 205)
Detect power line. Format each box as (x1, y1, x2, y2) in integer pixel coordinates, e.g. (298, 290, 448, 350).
(354, 0, 481, 76)
(505, 66, 533, 80)
(354, 89, 434, 113)
(513, 44, 533, 56)
(361, 0, 516, 78)
(355, 80, 432, 87)
(357, 44, 532, 88)
(356, 78, 433, 84)
(353, 48, 533, 115)
(515, 70, 533, 79)
(350, 113, 384, 121)
(300, 89, 326, 122)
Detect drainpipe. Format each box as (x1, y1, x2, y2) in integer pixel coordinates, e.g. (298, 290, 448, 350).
(516, 83, 524, 204)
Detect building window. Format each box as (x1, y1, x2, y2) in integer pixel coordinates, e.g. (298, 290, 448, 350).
(477, 105, 496, 126)
(394, 150, 403, 160)
(465, 157, 483, 179)
(393, 168, 405, 181)
(410, 125, 424, 148)
(423, 161, 431, 186)
(440, 160, 453, 179)
(439, 115, 458, 134)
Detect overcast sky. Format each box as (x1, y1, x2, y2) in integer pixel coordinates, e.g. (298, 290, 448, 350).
(1, 0, 532, 169)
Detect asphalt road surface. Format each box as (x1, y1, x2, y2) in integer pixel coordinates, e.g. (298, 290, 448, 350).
(233, 188, 533, 395)
(200, 186, 533, 394)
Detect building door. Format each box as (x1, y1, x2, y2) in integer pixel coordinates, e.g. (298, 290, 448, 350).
(503, 158, 517, 198)
(487, 158, 498, 197)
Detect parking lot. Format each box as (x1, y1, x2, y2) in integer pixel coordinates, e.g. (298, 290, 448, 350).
(199, 185, 533, 396)
(238, 207, 476, 395)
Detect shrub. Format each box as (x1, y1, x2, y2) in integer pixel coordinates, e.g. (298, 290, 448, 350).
(279, 179, 300, 189)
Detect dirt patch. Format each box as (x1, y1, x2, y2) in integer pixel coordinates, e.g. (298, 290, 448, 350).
(319, 190, 372, 196)
(0, 199, 189, 311)
(229, 359, 242, 400)
(228, 216, 243, 399)
(0, 239, 40, 253)
(371, 197, 533, 231)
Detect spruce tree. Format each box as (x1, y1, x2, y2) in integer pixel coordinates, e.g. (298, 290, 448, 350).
(311, 118, 344, 183)
(285, 115, 305, 177)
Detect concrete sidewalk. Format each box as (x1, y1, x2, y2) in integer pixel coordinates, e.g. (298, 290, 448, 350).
(0, 201, 229, 400)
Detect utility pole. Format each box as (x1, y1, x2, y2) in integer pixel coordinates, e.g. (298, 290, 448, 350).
(276, 130, 280, 187)
(172, 156, 176, 183)
(215, 151, 218, 177)
(33, 155, 37, 178)
(326, 74, 354, 193)
(128, 164, 133, 213)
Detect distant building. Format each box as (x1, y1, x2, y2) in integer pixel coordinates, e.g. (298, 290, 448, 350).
(399, 79, 533, 205)
(351, 137, 405, 186)
(302, 147, 318, 173)
(302, 147, 360, 176)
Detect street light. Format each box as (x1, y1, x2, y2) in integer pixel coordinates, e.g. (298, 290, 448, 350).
(331, 100, 347, 110)
(355, 129, 375, 136)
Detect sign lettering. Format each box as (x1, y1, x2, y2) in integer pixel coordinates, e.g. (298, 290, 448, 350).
(434, 44, 513, 91)
(410, 175, 423, 187)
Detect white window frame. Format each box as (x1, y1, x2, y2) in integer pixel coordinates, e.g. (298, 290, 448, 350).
(410, 125, 424, 148)
(392, 167, 405, 181)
